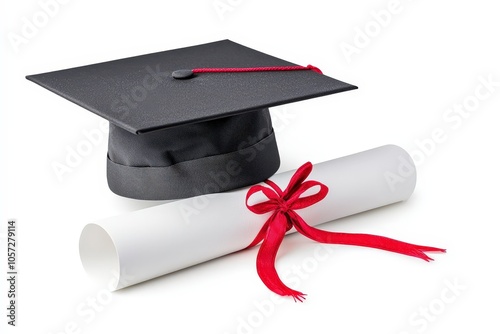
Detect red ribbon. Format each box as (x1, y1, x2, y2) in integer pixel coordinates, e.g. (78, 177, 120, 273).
(245, 162, 446, 302)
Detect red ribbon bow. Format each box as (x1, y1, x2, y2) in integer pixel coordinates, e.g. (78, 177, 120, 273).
(245, 162, 445, 302)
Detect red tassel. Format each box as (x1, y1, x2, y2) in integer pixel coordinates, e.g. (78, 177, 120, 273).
(192, 65, 322, 74)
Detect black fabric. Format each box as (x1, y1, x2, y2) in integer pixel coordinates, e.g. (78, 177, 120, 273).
(108, 108, 273, 167)
(26, 40, 357, 200)
(106, 108, 280, 200)
(107, 128, 280, 200)
(26, 40, 356, 134)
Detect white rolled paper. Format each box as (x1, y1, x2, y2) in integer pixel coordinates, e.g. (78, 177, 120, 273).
(79, 145, 416, 290)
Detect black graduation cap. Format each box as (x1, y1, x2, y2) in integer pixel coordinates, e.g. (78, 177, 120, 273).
(26, 40, 356, 200)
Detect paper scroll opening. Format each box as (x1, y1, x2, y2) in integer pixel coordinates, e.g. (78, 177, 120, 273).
(79, 224, 120, 289)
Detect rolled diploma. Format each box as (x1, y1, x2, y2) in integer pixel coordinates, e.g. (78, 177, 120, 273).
(79, 145, 416, 290)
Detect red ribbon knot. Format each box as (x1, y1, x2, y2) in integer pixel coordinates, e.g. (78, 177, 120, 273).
(245, 162, 445, 302)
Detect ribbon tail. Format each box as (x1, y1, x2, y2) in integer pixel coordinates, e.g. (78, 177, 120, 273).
(246, 219, 270, 249)
(292, 213, 446, 261)
(256, 212, 307, 302)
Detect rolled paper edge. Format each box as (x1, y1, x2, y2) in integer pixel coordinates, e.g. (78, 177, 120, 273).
(79, 223, 120, 290)
(387, 144, 417, 201)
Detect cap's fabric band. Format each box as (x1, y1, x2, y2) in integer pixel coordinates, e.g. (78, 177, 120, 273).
(246, 162, 446, 302)
(107, 131, 280, 200)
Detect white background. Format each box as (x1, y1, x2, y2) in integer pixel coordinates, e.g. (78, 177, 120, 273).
(1, 0, 499, 333)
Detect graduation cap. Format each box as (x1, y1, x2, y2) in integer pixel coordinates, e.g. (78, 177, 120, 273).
(26, 40, 356, 200)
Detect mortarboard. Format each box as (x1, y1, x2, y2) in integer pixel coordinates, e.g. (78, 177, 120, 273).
(26, 40, 356, 200)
